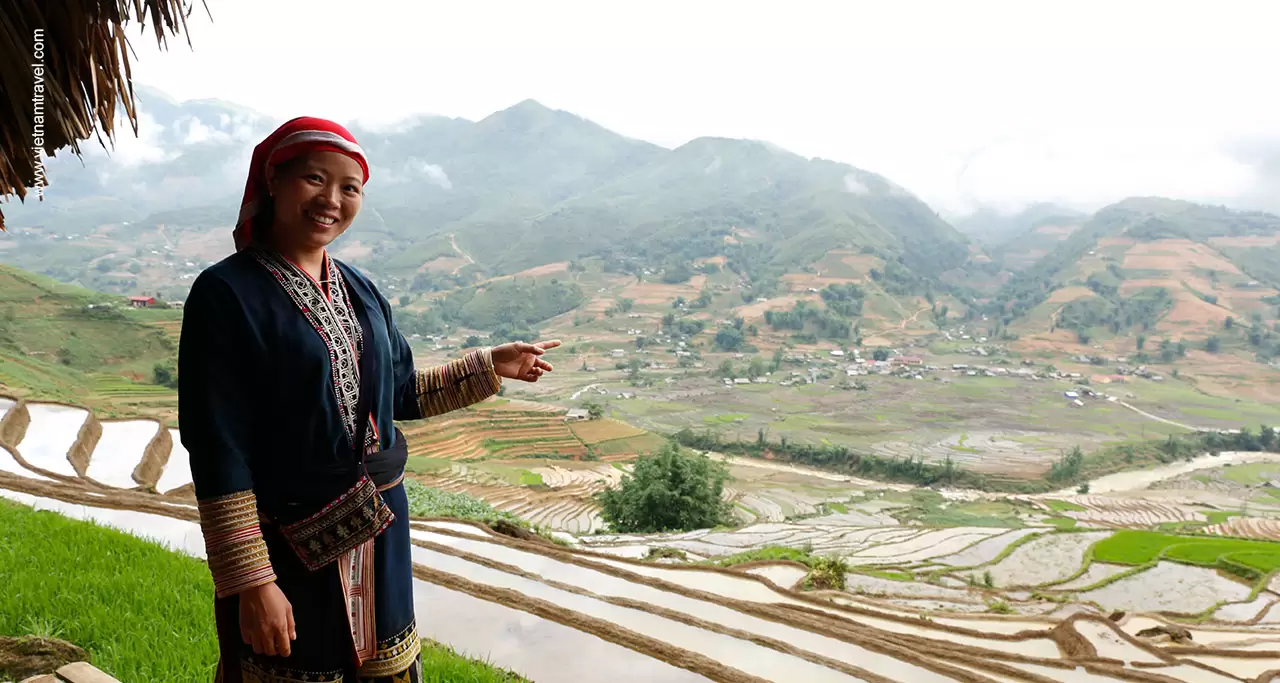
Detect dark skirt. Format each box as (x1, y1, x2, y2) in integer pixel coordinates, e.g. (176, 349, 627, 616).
(213, 482, 420, 682)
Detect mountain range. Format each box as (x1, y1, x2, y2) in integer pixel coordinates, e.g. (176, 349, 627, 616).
(3, 86, 1280, 373)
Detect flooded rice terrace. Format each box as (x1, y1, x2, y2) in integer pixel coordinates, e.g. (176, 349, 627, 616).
(2, 398, 1279, 681)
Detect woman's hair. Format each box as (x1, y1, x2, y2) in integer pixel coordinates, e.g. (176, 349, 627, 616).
(249, 156, 307, 246)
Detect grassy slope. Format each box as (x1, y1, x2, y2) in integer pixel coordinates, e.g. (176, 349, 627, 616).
(0, 499, 527, 682)
(0, 264, 179, 409)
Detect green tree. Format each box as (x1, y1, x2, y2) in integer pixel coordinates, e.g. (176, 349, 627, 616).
(717, 360, 735, 378)
(714, 327, 745, 351)
(1136, 334, 1146, 351)
(872, 348, 890, 362)
(464, 335, 481, 347)
(583, 401, 605, 420)
(1224, 316, 1234, 330)
(152, 362, 178, 389)
(747, 356, 766, 378)
(1205, 336, 1221, 353)
(771, 347, 785, 371)
(597, 442, 733, 532)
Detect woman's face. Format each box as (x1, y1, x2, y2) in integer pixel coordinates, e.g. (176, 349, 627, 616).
(266, 150, 364, 252)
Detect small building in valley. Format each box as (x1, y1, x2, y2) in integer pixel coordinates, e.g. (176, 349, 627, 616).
(128, 296, 156, 308)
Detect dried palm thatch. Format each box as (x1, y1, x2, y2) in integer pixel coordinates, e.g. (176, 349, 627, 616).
(0, 0, 209, 229)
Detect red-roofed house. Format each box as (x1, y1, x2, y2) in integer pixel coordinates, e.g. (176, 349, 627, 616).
(128, 296, 156, 308)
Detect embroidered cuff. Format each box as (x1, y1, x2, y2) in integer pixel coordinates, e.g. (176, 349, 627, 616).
(197, 489, 276, 598)
(414, 348, 502, 418)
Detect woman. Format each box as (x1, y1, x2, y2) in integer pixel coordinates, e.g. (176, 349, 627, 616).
(178, 116, 559, 682)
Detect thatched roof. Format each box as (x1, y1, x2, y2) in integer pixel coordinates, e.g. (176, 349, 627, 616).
(0, 0, 209, 229)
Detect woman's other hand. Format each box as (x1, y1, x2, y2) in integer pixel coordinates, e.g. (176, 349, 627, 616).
(239, 581, 296, 657)
(492, 340, 561, 382)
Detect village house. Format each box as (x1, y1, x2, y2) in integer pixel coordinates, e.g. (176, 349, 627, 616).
(564, 408, 590, 422)
(128, 296, 156, 308)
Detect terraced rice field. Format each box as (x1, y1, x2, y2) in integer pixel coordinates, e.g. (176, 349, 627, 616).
(1205, 517, 1280, 540)
(6, 397, 1280, 681)
(402, 411, 589, 460)
(414, 461, 619, 533)
(1020, 494, 1209, 528)
(7, 467, 1279, 682)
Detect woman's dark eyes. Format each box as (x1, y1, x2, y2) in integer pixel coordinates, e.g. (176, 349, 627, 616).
(304, 173, 358, 194)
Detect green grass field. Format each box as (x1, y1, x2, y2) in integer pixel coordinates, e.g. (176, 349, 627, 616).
(0, 500, 219, 681)
(1219, 462, 1280, 485)
(0, 499, 530, 682)
(1092, 530, 1280, 575)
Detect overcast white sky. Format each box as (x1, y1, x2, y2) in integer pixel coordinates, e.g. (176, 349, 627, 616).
(128, 0, 1280, 217)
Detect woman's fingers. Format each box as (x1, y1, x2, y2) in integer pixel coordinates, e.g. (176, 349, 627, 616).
(534, 358, 553, 372)
(535, 339, 562, 350)
(275, 623, 292, 658)
(260, 625, 277, 656)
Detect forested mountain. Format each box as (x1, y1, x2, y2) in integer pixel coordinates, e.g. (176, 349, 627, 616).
(4, 88, 1280, 368)
(1, 88, 971, 295)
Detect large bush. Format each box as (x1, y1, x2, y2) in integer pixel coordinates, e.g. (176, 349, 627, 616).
(598, 442, 733, 533)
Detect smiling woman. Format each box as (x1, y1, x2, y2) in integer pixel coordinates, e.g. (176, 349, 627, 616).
(179, 117, 560, 682)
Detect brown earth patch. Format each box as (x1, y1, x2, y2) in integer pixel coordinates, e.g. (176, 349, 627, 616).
(734, 294, 815, 321)
(0, 399, 30, 449)
(619, 276, 707, 305)
(584, 296, 616, 314)
(1121, 240, 1242, 275)
(1159, 292, 1234, 329)
(133, 425, 172, 488)
(1047, 286, 1098, 305)
(515, 262, 570, 278)
(1009, 328, 1091, 354)
(838, 252, 884, 276)
(0, 636, 90, 680)
(67, 413, 103, 476)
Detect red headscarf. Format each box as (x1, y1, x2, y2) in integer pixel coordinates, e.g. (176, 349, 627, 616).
(233, 116, 370, 251)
